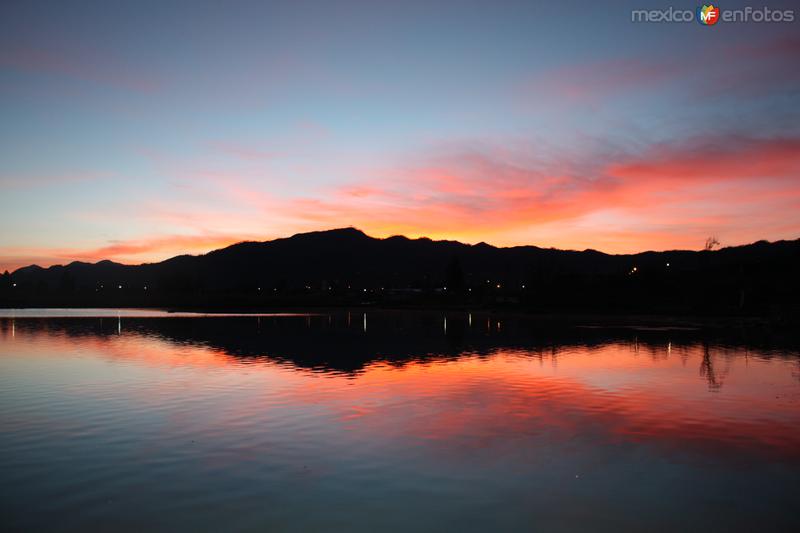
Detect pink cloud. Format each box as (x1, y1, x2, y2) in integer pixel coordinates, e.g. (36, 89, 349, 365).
(2, 233, 252, 271)
(275, 134, 800, 250)
(524, 57, 684, 105)
(72, 234, 248, 262)
(608, 137, 800, 183)
(3, 133, 799, 272)
(520, 36, 800, 107)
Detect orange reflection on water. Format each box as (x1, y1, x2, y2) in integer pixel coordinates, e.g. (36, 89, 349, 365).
(295, 350, 800, 462)
(3, 319, 800, 464)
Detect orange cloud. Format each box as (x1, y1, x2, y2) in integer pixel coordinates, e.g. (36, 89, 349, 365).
(3, 134, 799, 272)
(2, 234, 250, 271)
(608, 137, 800, 183)
(276, 135, 800, 250)
(73, 234, 249, 263)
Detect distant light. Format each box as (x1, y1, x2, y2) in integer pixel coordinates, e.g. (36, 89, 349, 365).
(144, 286, 148, 290)
(468, 288, 472, 292)
(666, 263, 670, 267)
(118, 285, 122, 289)
(12, 283, 16, 287)
(443, 286, 447, 290)
(496, 283, 501, 289)
(363, 288, 367, 292)
(258, 287, 261, 291)
(522, 284, 526, 289)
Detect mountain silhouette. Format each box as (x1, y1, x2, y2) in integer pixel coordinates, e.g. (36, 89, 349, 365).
(2, 227, 799, 317)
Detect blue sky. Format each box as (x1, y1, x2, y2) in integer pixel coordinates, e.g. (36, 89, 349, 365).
(1, 0, 799, 270)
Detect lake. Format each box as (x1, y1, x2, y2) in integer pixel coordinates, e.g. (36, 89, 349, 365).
(1, 310, 799, 532)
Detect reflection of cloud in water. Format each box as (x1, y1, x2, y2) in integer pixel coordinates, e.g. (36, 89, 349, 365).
(2, 314, 799, 465)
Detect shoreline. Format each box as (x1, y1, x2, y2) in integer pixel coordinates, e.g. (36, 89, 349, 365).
(1, 304, 797, 330)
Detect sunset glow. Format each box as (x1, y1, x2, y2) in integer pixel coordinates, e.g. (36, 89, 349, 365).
(4, 318, 799, 461)
(3, 4, 799, 530)
(1, 1, 799, 271)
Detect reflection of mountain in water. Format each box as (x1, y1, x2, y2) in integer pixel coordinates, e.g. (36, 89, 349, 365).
(4, 312, 799, 385)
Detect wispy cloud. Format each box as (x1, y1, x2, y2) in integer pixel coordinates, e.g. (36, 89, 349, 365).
(7, 130, 798, 272)
(520, 36, 800, 108)
(279, 134, 800, 250)
(3, 233, 253, 271)
(0, 46, 162, 93)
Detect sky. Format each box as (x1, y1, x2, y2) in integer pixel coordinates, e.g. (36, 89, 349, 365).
(1, 0, 799, 271)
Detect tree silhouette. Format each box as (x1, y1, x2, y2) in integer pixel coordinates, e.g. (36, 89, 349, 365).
(704, 236, 720, 251)
(699, 343, 727, 392)
(445, 255, 465, 290)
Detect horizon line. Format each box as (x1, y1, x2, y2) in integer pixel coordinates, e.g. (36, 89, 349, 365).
(7, 226, 796, 275)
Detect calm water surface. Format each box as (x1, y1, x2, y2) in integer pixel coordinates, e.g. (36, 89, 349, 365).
(1, 311, 799, 532)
